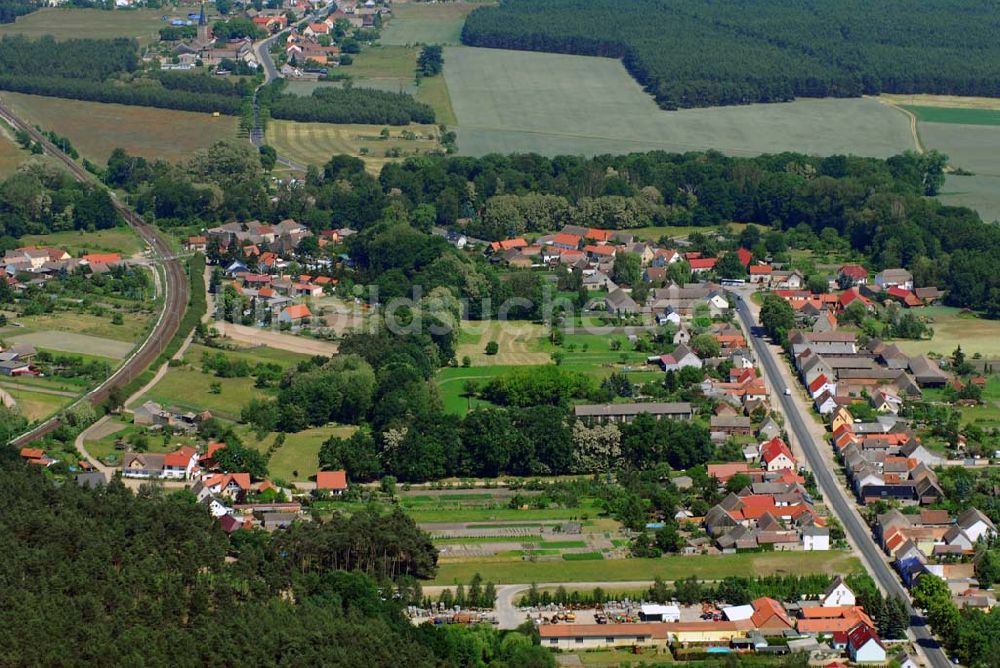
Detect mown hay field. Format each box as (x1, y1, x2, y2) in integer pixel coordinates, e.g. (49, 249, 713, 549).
(268, 119, 442, 172)
(444, 47, 914, 158)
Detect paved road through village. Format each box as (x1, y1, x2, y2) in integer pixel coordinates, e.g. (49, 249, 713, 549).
(733, 290, 953, 668)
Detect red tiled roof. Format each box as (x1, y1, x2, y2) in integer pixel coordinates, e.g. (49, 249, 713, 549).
(760, 437, 794, 465)
(689, 257, 718, 270)
(751, 597, 793, 629)
(586, 228, 614, 242)
(551, 233, 581, 247)
(749, 264, 773, 275)
(707, 462, 755, 482)
(847, 623, 882, 651)
(282, 304, 312, 319)
(584, 244, 616, 256)
(808, 374, 831, 394)
(164, 446, 197, 468)
(19, 447, 44, 459)
(82, 253, 121, 264)
(736, 247, 752, 267)
(316, 469, 348, 490)
(228, 473, 251, 490)
(491, 238, 528, 252)
(839, 264, 868, 280)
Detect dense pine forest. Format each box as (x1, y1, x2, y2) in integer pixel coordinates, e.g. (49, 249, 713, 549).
(261, 80, 437, 125)
(0, 453, 552, 665)
(462, 0, 1000, 109)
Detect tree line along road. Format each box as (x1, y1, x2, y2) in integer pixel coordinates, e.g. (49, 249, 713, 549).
(0, 98, 189, 449)
(731, 289, 953, 668)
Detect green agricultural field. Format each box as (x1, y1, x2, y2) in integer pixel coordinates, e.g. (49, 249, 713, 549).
(268, 119, 442, 172)
(381, 2, 482, 46)
(241, 423, 357, 483)
(444, 47, 914, 158)
(406, 502, 598, 524)
(18, 227, 147, 257)
(415, 73, 457, 126)
(346, 45, 418, 89)
(0, 8, 170, 45)
(917, 121, 1000, 223)
(893, 306, 1000, 358)
(431, 551, 861, 585)
(902, 106, 1000, 126)
(0, 92, 239, 165)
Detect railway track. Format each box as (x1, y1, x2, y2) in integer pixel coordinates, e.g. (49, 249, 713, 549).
(0, 99, 190, 448)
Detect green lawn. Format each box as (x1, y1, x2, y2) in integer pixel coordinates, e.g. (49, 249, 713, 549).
(435, 365, 514, 414)
(903, 105, 1000, 126)
(240, 423, 357, 483)
(431, 552, 861, 585)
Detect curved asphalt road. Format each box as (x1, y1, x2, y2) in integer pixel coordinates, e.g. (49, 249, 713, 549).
(249, 5, 335, 172)
(733, 291, 952, 668)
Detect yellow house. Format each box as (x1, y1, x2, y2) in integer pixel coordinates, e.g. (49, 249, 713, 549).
(830, 406, 854, 433)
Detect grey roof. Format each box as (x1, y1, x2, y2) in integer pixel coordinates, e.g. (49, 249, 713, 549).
(710, 415, 752, 428)
(957, 507, 995, 531)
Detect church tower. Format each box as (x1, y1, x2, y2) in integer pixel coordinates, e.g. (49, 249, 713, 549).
(197, 2, 210, 45)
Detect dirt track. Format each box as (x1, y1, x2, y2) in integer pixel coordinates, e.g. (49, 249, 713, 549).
(211, 321, 339, 357)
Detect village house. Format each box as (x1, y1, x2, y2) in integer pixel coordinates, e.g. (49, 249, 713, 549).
(278, 304, 312, 329)
(874, 268, 913, 291)
(315, 469, 348, 495)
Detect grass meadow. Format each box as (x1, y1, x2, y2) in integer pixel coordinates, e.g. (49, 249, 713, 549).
(0, 93, 239, 165)
(0, 8, 172, 46)
(240, 423, 357, 483)
(5, 386, 74, 422)
(18, 227, 147, 257)
(0, 131, 26, 178)
(443, 47, 914, 158)
(431, 551, 862, 585)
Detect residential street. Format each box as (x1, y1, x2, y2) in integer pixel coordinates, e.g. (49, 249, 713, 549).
(732, 288, 952, 668)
